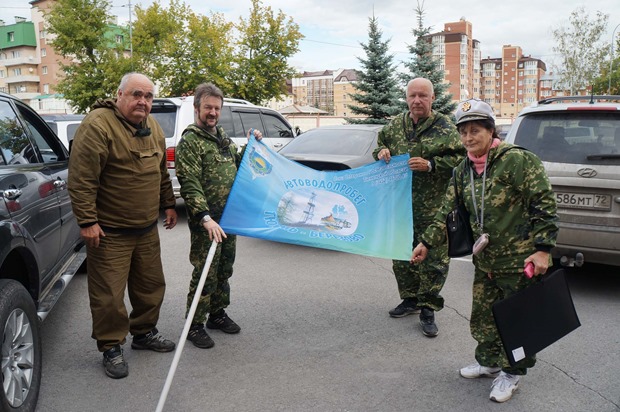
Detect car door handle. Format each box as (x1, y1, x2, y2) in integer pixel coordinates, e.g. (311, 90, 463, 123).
(3, 189, 22, 200)
(273, 143, 283, 147)
(53, 179, 67, 189)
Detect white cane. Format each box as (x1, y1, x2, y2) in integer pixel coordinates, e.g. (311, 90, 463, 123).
(156, 241, 218, 412)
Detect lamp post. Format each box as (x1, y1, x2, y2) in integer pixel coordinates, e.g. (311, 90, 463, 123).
(608, 23, 620, 95)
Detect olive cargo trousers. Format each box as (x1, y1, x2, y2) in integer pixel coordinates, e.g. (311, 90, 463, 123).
(86, 227, 166, 352)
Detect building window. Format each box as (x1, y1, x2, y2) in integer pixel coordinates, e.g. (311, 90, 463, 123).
(11, 51, 20, 58)
(13, 68, 21, 76)
(43, 84, 49, 94)
(42, 66, 48, 75)
(41, 48, 47, 57)
(115, 34, 123, 43)
(39, 30, 47, 38)
(7, 32, 15, 42)
(0, 70, 4, 78)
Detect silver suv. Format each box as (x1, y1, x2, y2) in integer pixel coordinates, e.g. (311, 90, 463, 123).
(505, 95, 620, 267)
(150, 97, 298, 197)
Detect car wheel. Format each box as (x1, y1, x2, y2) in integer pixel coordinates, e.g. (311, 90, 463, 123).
(0, 279, 42, 411)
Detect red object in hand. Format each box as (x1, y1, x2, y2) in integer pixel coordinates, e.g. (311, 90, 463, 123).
(524, 262, 535, 278)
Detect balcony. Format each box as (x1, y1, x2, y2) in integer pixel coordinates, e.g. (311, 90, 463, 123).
(1, 56, 40, 67)
(4, 75, 40, 84)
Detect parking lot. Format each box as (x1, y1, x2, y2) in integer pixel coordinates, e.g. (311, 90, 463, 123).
(37, 208, 620, 412)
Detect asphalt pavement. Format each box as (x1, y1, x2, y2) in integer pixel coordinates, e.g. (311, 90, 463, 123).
(37, 211, 620, 412)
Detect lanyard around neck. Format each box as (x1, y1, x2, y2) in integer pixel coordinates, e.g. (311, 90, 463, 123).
(469, 157, 488, 231)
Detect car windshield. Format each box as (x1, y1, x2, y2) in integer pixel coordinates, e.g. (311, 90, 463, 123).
(513, 111, 620, 165)
(281, 128, 377, 156)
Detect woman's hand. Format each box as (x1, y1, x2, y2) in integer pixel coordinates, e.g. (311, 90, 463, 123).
(411, 243, 428, 264)
(524, 251, 551, 277)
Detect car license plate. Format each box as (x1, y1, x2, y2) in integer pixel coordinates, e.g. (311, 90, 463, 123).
(555, 192, 612, 211)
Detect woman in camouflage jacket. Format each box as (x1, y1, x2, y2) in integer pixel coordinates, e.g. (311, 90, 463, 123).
(411, 99, 558, 403)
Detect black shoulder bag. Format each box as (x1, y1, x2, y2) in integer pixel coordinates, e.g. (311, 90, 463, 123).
(446, 167, 474, 257)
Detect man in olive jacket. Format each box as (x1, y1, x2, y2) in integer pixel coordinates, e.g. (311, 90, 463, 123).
(373, 78, 465, 337)
(68, 72, 177, 379)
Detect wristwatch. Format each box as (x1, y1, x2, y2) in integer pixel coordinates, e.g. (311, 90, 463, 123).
(427, 161, 432, 172)
(200, 215, 212, 225)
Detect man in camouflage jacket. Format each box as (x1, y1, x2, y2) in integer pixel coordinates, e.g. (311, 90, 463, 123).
(175, 83, 261, 349)
(373, 78, 465, 337)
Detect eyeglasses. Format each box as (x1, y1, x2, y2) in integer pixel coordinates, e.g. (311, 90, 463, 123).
(130, 90, 154, 102)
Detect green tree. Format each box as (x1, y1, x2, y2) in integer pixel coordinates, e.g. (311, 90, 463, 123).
(551, 7, 609, 95)
(401, 2, 455, 116)
(229, 0, 303, 104)
(45, 0, 132, 113)
(592, 34, 620, 95)
(346, 15, 403, 124)
(132, 0, 235, 96)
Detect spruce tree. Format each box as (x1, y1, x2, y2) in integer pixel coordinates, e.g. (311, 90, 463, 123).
(401, 2, 456, 116)
(346, 15, 403, 124)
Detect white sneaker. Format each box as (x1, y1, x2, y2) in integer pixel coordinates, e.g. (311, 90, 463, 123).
(490, 371, 520, 403)
(459, 362, 501, 379)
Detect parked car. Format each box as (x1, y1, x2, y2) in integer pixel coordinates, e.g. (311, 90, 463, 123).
(504, 95, 620, 267)
(150, 96, 299, 197)
(279, 124, 383, 170)
(0, 92, 86, 410)
(41, 114, 86, 151)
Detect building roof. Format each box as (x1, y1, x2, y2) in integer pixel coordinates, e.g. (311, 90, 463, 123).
(279, 104, 328, 115)
(334, 69, 358, 82)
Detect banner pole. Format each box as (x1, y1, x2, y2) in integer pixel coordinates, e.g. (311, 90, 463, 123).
(156, 241, 218, 412)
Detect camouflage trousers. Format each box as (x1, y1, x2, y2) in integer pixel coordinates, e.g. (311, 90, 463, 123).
(186, 229, 236, 324)
(392, 230, 449, 311)
(471, 266, 538, 375)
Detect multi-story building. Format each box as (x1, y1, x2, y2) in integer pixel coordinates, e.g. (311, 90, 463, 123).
(480, 45, 546, 119)
(427, 18, 481, 102)
(333, 69, 358, 117)
(291, 69, 363, 117)
(0, 17, 39, 103)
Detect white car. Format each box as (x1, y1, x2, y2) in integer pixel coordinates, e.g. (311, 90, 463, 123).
(41, 114, 85, 151)
(150, 96, 299, 197)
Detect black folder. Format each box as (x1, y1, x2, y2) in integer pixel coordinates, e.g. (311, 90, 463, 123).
(492, 268, 581, 366)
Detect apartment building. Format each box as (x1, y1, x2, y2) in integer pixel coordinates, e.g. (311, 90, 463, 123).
(480, 45, 546, 119)
(426, 18, 481, 102)
(333, 69, 358, 117)
(0, 18, 39, 102)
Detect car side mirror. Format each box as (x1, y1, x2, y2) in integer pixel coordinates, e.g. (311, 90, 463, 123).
(294, 126, 302, 136)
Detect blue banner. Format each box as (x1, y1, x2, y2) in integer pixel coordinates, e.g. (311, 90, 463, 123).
(219, 137, 413, 260)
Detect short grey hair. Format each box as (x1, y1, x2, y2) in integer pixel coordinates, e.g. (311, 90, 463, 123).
(118, 72, 154, 92)
(193, 83, 224, 109)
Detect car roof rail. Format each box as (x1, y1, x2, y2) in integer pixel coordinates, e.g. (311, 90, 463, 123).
(224, 97, 255, 106)
(537, 95, 620, 105)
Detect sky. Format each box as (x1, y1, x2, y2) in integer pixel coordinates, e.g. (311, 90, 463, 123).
(2, 0, 620, 73)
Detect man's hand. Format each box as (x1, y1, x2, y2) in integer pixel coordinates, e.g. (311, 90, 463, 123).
(248, 129, 263, 141)
(409, 156, 431, 172)
(377, 148, 391, 164)
(163, 208, 177, 230)
(203, 219, 227, 243)
(81, 223, 105, 248)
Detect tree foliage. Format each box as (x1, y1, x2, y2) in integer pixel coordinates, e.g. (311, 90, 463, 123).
(592, 35, 620, 95)
(132, 1, 235, 96)
(551, 7, 609, 95)
(229, 0, 303, 104)
(400, 2, 455, 116)
(346, 15, 402, 124)
(44, 0, 302, 110)
(45, 0, 132, 113)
